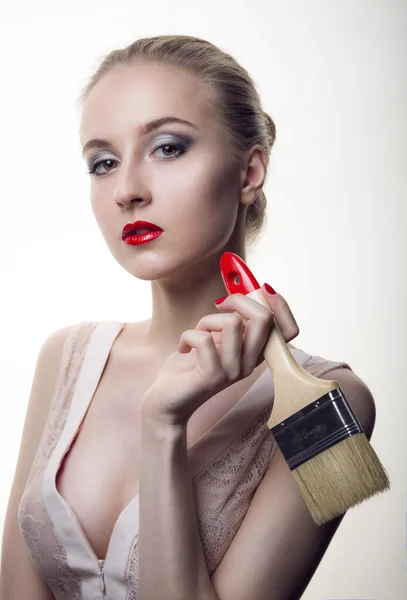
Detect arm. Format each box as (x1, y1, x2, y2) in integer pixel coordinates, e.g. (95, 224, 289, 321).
(138, 368, 375, 600)
(209, 368, 376, 600)
(138, 414, 219, 600)
(0, 325, 73, 600)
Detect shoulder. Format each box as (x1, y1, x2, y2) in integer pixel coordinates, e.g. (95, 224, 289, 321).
(210, 357, 376, 599)
(35, 324, 78, 376)
(319, 366, 376, 439)
(40, 320, 101, 353)
(31, 322, 99, 407)
(48, 320, 106, 354)
(290, 343, 376, 439)
(5, 323, 78, 506)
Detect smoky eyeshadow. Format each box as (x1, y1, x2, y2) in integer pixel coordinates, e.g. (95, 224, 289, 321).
(87, 133, 196, 169)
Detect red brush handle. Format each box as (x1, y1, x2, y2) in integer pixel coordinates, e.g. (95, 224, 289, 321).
(219, 251, 338, 425)
(219, 252, 261, 295)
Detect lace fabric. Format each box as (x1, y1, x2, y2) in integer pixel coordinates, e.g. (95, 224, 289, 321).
(18, 322, 97, 599)
(17, 322, 352, 599)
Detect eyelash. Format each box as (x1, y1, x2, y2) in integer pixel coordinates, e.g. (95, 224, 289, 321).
(87, 141, 187, 178)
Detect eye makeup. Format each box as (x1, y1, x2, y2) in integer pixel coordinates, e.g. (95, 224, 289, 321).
(86, 134, 194, 177)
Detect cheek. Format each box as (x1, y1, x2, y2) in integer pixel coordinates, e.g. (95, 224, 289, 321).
(173, 156, 237, 223)
(173, 185, 238, 256)
(91, 195, 114, 235)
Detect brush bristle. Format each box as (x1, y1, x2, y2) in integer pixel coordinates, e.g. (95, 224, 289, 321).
(292, 433, 390, 526)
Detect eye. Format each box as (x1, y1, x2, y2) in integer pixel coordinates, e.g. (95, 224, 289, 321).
(87, 158, 118, 177)
(152, 141, 186, 159)
(87, 140, 188, 178)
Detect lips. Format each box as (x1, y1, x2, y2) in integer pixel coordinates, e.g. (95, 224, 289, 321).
(122, 220, 163, 240)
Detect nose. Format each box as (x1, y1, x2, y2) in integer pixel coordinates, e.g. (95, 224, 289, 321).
(115, 194, 151, 209)
(113, 168, 152, 210)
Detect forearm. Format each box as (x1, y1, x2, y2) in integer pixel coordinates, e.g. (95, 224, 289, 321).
(138, 414, 219, 600)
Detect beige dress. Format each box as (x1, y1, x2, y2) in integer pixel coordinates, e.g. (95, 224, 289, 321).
(18, 320, 352, 600)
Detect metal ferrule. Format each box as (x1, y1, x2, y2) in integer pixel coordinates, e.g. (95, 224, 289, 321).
(271, 387, 363, 470)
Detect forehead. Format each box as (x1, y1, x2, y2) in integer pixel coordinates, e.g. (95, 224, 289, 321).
(80, 63, 217, 143)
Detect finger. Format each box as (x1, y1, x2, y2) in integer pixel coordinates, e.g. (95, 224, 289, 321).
(240, 315, 275, 375)
(215, 294, 275, 374)
(178, 329, 225, 384)
(215, 293, 273, 323)
(178, 327, 221, 353)
(260, 286, 300, 342)
(194, 312, 244, 380)
(216, 290, 299, 343)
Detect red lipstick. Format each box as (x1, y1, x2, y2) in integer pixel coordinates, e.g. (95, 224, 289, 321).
(122, 220, 163, 246)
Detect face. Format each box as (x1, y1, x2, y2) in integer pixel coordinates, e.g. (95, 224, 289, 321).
(80, 62, 247, 284)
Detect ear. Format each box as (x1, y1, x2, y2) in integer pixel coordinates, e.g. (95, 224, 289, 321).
(239, 145, 267, 207)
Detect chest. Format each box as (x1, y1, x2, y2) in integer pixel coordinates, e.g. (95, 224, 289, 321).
(55, 349, 266, 560)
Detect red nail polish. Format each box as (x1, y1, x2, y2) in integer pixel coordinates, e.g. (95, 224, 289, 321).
(215, 296, 227, 305)
(264, 283, 277, 295)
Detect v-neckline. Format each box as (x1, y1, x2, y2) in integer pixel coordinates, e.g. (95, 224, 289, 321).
(45, 321, 279, 573)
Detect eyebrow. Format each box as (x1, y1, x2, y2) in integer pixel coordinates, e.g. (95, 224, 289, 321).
(81, 116, 199, 157)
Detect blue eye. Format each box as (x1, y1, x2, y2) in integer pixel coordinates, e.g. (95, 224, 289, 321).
(87, 140, 188, 178)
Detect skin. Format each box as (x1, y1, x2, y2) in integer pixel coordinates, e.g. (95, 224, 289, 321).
(79, 62, 299, 364)
(0, 62, 377, 600)
(79, 64, 310, 599)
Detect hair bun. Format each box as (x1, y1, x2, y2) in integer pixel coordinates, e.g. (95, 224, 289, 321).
(263, 111, 276, 144)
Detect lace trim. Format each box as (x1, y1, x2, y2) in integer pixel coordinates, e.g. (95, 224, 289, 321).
(303, 354, 352, 378)
(18, 321, 98, 599)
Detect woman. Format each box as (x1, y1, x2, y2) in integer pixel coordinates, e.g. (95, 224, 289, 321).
(1, 35, 376, 599)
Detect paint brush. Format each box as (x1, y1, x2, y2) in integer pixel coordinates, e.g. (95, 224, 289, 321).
(219, 251, 390, 525)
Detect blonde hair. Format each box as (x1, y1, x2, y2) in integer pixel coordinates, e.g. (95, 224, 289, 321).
(77, 35, 277, 249)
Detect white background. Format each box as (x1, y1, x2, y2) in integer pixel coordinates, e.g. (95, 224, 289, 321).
(0, 1, 405, 598)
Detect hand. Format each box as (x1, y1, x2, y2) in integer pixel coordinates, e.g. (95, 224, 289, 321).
(141, 285, 300, 428)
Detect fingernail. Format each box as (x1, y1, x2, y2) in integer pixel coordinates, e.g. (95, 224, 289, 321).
(215, 296, 227, 305)
(264, 283, 277, 295)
